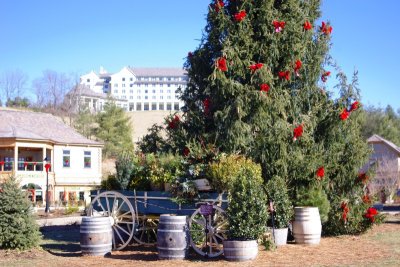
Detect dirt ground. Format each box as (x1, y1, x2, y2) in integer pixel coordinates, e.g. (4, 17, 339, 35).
(1, 215, 399, 267)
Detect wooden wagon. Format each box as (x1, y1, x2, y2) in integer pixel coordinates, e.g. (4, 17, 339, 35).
(88, 190, 228, 257)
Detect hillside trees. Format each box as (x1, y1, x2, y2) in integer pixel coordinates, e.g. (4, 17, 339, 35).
(96, 102, 134, 158)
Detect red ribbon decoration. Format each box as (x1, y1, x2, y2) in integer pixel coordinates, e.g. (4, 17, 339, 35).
(0, 161, 4, 166)
(45, 163, 51, 173)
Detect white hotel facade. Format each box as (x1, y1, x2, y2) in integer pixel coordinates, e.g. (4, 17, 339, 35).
(79, 67, 187, 112)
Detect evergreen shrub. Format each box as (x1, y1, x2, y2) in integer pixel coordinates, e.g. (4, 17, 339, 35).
(226, 168, 268, 240)
(207, 154, 263, 192)
(295, 185, 330, 223)
(265, 176, 293, 228)
(0, 176, 41, 250)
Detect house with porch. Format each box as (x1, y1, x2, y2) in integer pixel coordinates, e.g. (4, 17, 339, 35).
(0, 109, 103, 206)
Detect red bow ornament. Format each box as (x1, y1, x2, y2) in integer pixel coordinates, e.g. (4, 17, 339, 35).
(304, 20, 312, 30)
(273, 20, 285, 33)
(320, 21, 333, 35)
(234, 10, 247, 22)
(278, 71, 290, 81)
(293, 124, 303, 141)
(217, 57, 228, 72)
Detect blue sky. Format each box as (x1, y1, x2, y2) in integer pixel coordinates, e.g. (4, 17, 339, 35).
(1, 0, 399, 110)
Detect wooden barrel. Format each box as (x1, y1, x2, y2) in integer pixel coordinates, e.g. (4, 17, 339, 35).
(292, 207, 321, 245)
(157, 215, 188, 260)
(223, 240, 258, 261)
(80, 216, 112, 256)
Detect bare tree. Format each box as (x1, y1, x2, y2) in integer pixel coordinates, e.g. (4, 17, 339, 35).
(32, 70, 72, 111)
(0, 69, 28, 101)
(369, 156, 400, 203)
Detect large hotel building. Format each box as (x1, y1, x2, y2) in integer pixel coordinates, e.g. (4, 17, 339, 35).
(78, 66, 187, 112)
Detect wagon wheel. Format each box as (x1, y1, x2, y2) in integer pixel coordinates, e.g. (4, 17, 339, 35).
(133, 215, 159, 245)
(188, 205, 228, 258)
(87, 191, 135, 250)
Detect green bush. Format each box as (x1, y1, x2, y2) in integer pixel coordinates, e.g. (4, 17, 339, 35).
(101, 175, 121, 190)
(295, 185, 330, 223)
(65, 204, 79, 215)
(0, 176, 41, 250)
(265, 176, 293, 228)
(207, 154, 263, 192)
(226, 168, 268, 240)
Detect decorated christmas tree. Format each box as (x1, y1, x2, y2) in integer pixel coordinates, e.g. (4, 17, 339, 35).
(171, 0, 377, 234)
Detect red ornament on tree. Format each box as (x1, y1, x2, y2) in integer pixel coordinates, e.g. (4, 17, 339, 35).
(316, 166, 325, 180)
(349, 101, 360, 112)
(320, 21, 333, 35)
(168, 115, 180, 129)
(234, 10, 247, 22)
(357, 172, 369, 184)
(364, 207, 378, 223)
(303, 20, 312, 30)
(294, 60, 302, 76)
(321, 71, 331, 82)
(273, 20, 285, 32)
(293, 124, 303, 141)
(183, 147, 190, 157)
(340, 109, 350, 121)
(249, 63, 263, 72)
(217, 57, 228, 72)
(203, 98, 211, 114)
(278, 71, 290, 81)
(341, 202, 350, 222)
(214, 0, 224, 12)
(260, 84, 270, 93)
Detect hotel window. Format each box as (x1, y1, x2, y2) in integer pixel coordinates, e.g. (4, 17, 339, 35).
(151, 103, 157, 110)
(130, 84, 133, 87)
(145, 84, 148, 87)
(122, 90, 126, 94)
(167, 84, 171, 87)
(152, 83, 156, 87)
(63, 150, 70, 167)
(114, 83, 118, 87)
(84, 151, 91, 168)
(160, 84, 163, 87)
(87, 79, 90, 82)
(167, 96, 171, 99)
(130, 90, 133, 94)
(167, 90, 171, 94)
(167, 103, 172, 110)
(79, 191, 85, 201)
(145, 96, 148, 100)
(174, 103, 180, 110)
(152, 96, 156, 99)
(137, 89, 141, 94)
(130, 96, 133, 99)
(145, 90, 148, 94)
(122, 84, 126, 87)
(175, 94, 179, 99)
(114, 90, 118, 94)
(152, 89, 156, 93)
(159, 103, 164, 110)
(137, 96, 141, 99)
(137, 84, 141, 87)
(160, 89, 163, 93)
(160, 96, 164, 100)
(130, 77, 133, 81)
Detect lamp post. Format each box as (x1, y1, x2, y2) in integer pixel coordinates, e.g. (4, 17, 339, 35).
(44, 157, 51, 214)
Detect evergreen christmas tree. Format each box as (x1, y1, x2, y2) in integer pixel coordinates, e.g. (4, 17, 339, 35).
(173, 0, 375, 234)
(0, 176, 42, 250)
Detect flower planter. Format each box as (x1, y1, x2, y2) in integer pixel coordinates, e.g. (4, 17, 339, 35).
(272, 227, 288, 246)
(223, 240, 258, 261)
(292, 207, 321, 245)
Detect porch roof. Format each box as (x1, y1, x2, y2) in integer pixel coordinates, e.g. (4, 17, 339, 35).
(0, 109, 102, 146)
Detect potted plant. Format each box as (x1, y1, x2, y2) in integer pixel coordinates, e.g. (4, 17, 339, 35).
(293, 185, 330, 244)
(265, 176, 293, 246)
(223, 167, 268, 261)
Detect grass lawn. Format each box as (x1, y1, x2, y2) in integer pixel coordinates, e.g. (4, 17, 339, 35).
(0, 214, 399, 267)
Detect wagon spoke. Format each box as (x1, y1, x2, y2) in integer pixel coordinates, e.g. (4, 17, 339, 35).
(106, 196, 111, 215)
(192, 217, 206, 228)
(96, 198, 107, 215)
(113, 226, 124, 243)
(115, 224, 130, 236)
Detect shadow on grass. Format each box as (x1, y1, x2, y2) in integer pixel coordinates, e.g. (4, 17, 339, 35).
(108, 245, 224, 262)
(40, 224, 81, 257)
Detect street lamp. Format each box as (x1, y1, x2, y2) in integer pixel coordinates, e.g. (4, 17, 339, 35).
(44, 157, 51, 214)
